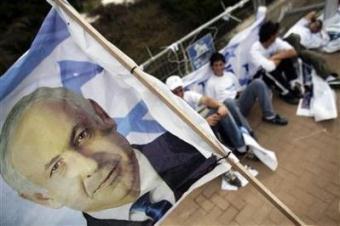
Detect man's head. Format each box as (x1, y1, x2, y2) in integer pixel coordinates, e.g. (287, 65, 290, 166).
(308, 19, 322, 33)
(166, 75, 184, 98)
(259, 21, 280, 46)
(209, 52, 226, 77)
(0, 87, 140, 212)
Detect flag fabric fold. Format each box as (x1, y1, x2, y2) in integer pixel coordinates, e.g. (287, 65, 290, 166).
(0, 2, 230, 225)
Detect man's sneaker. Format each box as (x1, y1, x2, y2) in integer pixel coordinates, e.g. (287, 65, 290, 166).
(291, 84, 303, 98)
(328, 78, 340, 89)
(248, 130, 257, 140)
(279, 93, 299, 105)
(262, 114, 288, 126)
(223, 171, 242, 188)
(329, 73, 338, 78)
(245, 150, 259, 161)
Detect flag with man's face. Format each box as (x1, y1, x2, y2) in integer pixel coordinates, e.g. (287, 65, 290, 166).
(0, 1, 230, 226)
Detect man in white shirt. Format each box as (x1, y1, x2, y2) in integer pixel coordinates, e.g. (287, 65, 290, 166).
(250, 21, 300, 104)
(206, 52, 288, 126)
(285, 11, 339, 83)
(286, 11, 327, 49)
(165, 75, 254, 154)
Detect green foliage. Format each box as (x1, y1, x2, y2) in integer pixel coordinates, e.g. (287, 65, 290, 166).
(160, 0, 240, 26)
(90, 0, 244, 69)
(0, 0, 243, 76)
(0, 0, 87, 75)
(91, 0, 191, 65)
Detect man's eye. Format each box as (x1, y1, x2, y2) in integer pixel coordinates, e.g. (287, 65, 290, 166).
(75, 128, 90, 146)
(50, 160, 62, 177)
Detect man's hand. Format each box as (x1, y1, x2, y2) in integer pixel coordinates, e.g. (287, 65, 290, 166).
(305, 11, 317, 22)
(217, 105, 229, 117)
(270, 49, 297, 61)
(269, 57, 281, 66)
(206, 113, 221, 126)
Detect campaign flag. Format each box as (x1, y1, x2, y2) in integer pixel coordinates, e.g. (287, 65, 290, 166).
(0, 1, 230, 226)
(182, 6, 267, 92)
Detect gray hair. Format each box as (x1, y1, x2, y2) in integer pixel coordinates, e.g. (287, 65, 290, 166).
(0, 87, 92, 196)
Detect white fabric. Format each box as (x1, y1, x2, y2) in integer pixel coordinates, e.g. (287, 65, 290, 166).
(0, 2, 231, 226)
(221, 167, 259, 191)
(205, 72, 240, 102)
(295, 70, 337, 121)
(322, 9, 340, 53)
(311, 72, 338, 121)
(243, 133, 278, 171)
(250, 38, 293, 72)
(183, 91, 202, 111)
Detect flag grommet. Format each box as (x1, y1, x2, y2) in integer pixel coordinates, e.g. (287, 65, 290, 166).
(130, 65, 138, 74)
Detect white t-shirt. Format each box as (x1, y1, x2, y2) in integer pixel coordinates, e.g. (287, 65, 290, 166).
(183, 91, 202, 111)
(250, 38, 293, 72)
(205, 72, 240, 102)
(286, 18, 328, 49)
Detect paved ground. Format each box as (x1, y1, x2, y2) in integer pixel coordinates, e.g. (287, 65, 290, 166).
(161, 52, 340, 226)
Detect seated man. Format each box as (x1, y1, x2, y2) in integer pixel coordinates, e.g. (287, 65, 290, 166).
(206, 52, 288, 126)
(285, 11, 339, 86)
(165, 75, 252, 155)
(250, 21, 300, 104)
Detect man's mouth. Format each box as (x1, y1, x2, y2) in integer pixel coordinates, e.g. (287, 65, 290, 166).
(93, 161, 120, 195)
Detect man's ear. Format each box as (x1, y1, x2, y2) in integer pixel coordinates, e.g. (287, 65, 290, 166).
(20, 192, 63, 209)
(88, 99, 115, 129)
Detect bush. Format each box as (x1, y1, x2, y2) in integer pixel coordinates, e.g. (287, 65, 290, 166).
(0, 0, 87, 75)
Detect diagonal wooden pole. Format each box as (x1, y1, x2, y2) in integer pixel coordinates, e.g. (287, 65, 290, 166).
(52, 0, 306, 225)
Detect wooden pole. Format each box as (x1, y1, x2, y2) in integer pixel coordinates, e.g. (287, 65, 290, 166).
(52, 1, 306, 225)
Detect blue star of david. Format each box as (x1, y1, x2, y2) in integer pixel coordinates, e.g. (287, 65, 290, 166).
(224, 44, 238, 59)
(59, 60, 104, 94)
(59, 60, 165, 136)
(225, 64, 234, 73)
(114, 101, 165, 136)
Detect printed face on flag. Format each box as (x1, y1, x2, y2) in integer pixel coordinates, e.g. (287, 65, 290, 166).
(5, 87, 140, 212)
(0, 3, 228, 226)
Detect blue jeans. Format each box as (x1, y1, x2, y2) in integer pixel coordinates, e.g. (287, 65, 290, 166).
(207, 100, 250, 151)
(237, 79, 275, 118)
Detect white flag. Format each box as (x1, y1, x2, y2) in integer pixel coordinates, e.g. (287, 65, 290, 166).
(0, 2, 230, 225)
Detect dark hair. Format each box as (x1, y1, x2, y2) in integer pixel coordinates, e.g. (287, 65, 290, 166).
(209, 52, 225, 66)
(315, 19, 323, 29)
(259, 21, 280, 43)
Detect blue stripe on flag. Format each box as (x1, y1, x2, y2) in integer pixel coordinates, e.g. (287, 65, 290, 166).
(0, 10, 70, 101)
(59, 60, 104, 94)
(115, 101, 165, 136)
(57, 60, 164, 135)
(223, 44, 238, 59)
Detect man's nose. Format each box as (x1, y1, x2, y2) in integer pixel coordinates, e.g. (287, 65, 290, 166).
(62, 151, 98, 178)
(82, 168, 109, 198)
